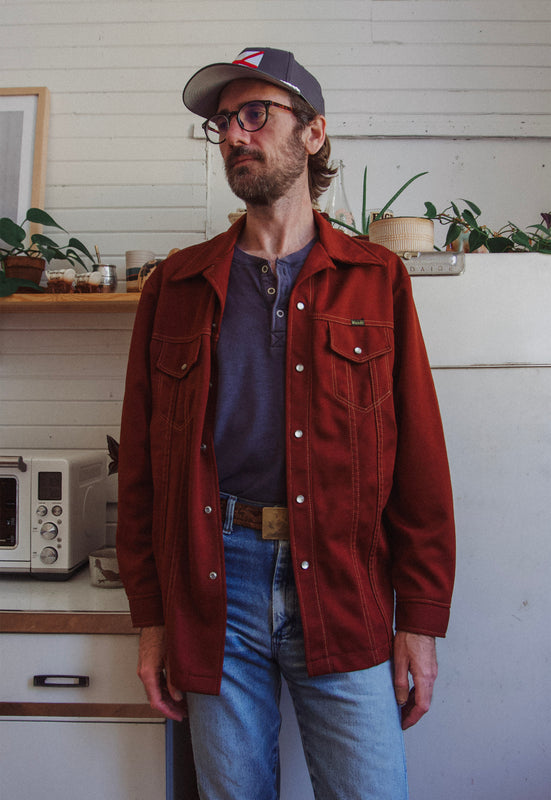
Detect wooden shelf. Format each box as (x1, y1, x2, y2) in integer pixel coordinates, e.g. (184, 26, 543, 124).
(0, 292, 140, 313)
(0, 611, 135, 635)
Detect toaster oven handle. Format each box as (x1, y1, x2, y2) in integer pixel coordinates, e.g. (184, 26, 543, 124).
(0, 455, 27, 472)
(33, 675, 90, 688)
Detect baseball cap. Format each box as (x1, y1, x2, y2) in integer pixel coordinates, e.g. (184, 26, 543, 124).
(182, 47, 325, 118)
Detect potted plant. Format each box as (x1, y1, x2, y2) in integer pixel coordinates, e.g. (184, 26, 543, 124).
(424, 201, 551, 253)
(327, 169, 434, 253)
(0, 208, 94, 296)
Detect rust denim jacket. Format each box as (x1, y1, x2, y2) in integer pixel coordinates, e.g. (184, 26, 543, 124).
(117, 211, 455, 695)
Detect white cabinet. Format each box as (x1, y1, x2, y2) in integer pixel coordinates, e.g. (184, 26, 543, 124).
(0, 574, 171, 800)
(0, 630, 167, 800)
(1, 718, 166, 799)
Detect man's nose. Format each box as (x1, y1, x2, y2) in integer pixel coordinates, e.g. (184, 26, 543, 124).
(225, 115, 250, 146)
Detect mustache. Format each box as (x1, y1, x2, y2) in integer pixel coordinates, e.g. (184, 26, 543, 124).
(225, 146, 265, 169)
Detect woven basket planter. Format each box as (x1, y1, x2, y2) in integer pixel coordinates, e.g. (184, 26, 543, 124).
(369, 217, 434, 255)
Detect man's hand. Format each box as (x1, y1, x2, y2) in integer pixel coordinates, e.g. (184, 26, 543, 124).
(137, 625, 187, 721)
(393, 631, 438, 730)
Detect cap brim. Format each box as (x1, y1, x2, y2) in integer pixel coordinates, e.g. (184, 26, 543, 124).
(183, 62, 305, 119)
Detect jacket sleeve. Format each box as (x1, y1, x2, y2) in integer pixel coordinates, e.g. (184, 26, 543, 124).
(384, 256, 456, 637)
(116, 268, 165, 627)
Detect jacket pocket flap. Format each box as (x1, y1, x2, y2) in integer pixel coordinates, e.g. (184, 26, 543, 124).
(328, 322, 392, 363)
(155, 338, 201, 379)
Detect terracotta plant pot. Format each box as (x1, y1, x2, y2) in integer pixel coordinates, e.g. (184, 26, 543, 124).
(368, 217, 434, 255)
(4, 255, 46, 292)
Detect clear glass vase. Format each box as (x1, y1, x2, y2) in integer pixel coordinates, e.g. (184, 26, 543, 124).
(324, 160, 356, 234)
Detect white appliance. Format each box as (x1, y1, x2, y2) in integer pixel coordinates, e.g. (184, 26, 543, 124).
(0, 449, 107, 578)
(275, 252, 551, 800)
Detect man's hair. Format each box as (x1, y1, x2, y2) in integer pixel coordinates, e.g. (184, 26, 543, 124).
(289, 93, 337, 203)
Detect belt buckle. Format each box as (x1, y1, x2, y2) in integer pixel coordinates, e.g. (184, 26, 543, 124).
(262, 507, 290, 540)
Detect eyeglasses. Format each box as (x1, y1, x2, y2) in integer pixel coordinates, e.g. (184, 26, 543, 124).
(202, 100, 295, 144)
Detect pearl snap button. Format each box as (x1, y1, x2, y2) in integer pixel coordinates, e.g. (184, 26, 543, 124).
(301, 561, 310, 570)
(181, 363, 188, 371)
(354, 346, 363, 355)
(209, 571, 218, 580)
(295, 364, 305, 373)
(296, 301, 305, 310)
(204, 506, 213, 514)
(294, 430, 303, 438)
(296, 494, 305, 504)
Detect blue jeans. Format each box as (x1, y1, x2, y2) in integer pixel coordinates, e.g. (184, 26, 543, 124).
(186, 496, 408, 800)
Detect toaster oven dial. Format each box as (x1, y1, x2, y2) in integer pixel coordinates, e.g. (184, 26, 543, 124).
(40, 522, 59, 540)
(40, 547, 58, 565)
(37, 505, 48, 517)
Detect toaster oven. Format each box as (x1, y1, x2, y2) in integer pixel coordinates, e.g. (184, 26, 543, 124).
(0, 450, 107, 579)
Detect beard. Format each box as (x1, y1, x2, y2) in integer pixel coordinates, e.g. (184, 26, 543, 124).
(224, 125, 308, 206)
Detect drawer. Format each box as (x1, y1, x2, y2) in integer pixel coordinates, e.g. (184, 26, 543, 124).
(1, 633, 146, 704)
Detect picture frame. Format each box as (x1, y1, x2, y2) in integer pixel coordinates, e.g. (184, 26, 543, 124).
(0, 87, 50, 234)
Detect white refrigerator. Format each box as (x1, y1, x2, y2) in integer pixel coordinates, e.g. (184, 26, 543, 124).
(277, 252, 551, 800)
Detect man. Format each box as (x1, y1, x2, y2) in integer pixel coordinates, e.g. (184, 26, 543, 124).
(117, 47, 455, 799)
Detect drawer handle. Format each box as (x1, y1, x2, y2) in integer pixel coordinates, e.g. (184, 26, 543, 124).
(33, 675, 90, 688)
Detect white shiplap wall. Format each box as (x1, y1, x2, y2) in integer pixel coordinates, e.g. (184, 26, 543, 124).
(1, 3, 550, 797)
(1, 0, 550, 518)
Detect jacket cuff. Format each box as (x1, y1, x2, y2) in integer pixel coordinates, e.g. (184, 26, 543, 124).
(126, 593, 165, 628)
(395, 599, 451, 638)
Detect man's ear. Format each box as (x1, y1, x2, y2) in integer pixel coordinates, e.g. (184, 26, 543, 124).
(304, 115, 326, 156)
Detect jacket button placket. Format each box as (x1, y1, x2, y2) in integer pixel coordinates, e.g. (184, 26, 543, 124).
(288, 296, 312, 576)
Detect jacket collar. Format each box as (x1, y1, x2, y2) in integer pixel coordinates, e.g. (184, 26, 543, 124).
(165, 208, 389, 286)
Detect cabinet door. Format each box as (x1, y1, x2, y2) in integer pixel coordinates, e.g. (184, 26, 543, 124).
(3, 633, 144, 704)
(0, 718, 165, 800)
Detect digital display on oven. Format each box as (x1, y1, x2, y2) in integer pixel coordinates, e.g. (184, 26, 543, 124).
(38, 471, 62, 501)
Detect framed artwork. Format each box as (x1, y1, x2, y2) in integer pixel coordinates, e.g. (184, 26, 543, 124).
(0, 87, 50, 233)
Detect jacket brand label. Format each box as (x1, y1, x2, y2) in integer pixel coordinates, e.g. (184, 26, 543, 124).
(351, 319, 365, 326)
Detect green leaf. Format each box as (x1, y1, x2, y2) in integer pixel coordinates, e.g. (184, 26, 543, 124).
(462, 209, 479, 229)
(0, 271, 45, 296)
(64, 249, 88, 268)
(445, 222, 462, 246)
(378, 171, 428, 218)
(68, 237, 94, 261)
(25, 208, 66, 231)
(31, 233, 61, 249)
(424, 202, 437, 219)
(486, 236, 512, 253)
(361, 166, 368, 234)
(527, 223, 551, 237)
(460, 199, 482, 217)
(0, 217, 26, 247)
(511, 230, 531, 249)
(451, 202, 460, 218)
(468, 229, 487, 252)
(327, 217, 361, 235)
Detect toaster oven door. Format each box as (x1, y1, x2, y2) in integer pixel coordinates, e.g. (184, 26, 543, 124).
(0, 457, 31, 570)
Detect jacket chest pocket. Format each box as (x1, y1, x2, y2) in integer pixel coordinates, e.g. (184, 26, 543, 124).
(153, 337, 203, 430)
(328, 322, 392, 413)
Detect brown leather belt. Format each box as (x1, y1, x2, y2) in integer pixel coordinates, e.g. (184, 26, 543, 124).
(220, 497, 290, 539)
(220, 497, 263, 530)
